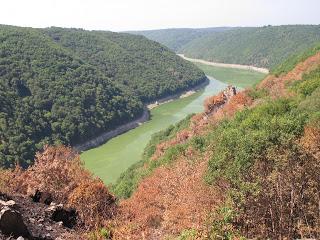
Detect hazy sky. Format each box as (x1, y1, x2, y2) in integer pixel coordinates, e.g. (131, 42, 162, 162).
(1, 0, 319, 31)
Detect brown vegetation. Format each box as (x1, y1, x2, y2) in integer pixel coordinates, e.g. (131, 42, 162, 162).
(0, 146, 116, 231)
(258, 51, 320, 97)
(112, 151, 225, 239)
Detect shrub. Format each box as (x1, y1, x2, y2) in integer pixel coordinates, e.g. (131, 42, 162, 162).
(4, 145, 116, 230)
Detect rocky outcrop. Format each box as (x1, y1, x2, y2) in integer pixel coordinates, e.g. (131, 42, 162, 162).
(0, 192, 77, 240)
(204, 85, 237, 115)
(31, 190, 53, 206)
(46, 203, 77, 229)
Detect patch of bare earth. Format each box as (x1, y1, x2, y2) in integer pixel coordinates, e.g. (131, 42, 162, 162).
(258, 52, 320, 97)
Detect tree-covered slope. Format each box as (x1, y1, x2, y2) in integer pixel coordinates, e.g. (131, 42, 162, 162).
(43, 28, 205, 102)
(181, 25, 320, 69)
(128, 27, 232, 52)
(0, 25, 205, 167)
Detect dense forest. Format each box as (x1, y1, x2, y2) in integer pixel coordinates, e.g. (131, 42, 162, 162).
(133, 25, 320, 69)
(0, 25, 206, 168)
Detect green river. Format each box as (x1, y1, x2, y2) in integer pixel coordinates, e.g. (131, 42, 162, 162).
(81, 77, 227, 184)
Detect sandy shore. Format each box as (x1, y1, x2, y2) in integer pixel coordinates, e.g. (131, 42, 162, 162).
(178, 54, 269, 74)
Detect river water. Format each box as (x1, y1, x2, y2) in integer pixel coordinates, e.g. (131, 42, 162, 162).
(81, 77, 227, 184)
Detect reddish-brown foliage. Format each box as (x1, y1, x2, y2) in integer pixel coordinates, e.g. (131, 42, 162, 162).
(68, 180, 116, 229)
(300, 123, 320, 159)
(258, 51, 320, 97)
(1, 145, 116, 230)
(112, 151, 225, 239)
(203, 93, 226, 114)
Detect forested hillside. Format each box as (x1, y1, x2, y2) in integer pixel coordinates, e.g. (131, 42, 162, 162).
(133, 25, 320, 69)
(128, 27, 232, 51)
(44, 28, 205, 101)
(180, 25, 320, 68)
(0, 25, 205, 167)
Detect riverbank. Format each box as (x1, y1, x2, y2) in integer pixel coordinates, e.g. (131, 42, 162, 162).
(81, 77, 229, 183)
(178, 54, 269, 74)
(74, 77, 209, 152)
(147, 78, 209, 109)
(74, 107, 150, 152)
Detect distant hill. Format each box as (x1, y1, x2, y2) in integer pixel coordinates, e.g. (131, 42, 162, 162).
(127, 27, 232, 51)
(0, 25, 205, 167)
(132, 25, 320, 69)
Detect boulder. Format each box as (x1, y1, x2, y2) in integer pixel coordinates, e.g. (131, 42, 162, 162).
(0, 207, 29, 237)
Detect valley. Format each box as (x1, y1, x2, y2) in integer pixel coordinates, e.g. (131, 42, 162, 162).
(81, 77, 226, 183)
(81, 63, 266, 184)
(0, 12, 319, 238)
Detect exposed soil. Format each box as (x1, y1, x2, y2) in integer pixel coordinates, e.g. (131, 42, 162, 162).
(0, 193, 77, 240)
(258, 51, 320, 97)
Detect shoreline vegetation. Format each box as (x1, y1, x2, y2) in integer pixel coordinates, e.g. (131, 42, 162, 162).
(178, 54, 270, 74)
(76, 57, 269, 153)
(74, 78, 209, 152)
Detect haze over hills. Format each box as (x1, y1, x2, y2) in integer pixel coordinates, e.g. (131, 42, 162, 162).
(127, 27, 233, 51)
(0, 25, 205, 167)
(132, 25, 320, 69)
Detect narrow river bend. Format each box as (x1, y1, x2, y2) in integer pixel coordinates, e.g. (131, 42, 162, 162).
(81, 77, 227, 184)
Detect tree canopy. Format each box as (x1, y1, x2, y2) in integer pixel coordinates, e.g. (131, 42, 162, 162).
(0, 25, 205, 167)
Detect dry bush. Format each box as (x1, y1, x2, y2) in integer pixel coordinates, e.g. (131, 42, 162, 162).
(68, 180, 116, 229)
(3, 145, 116, 230)
(112, 150, 224, 239)
(203, 92, 226, 114)
(300, 121, 320, 159)
(0, 168, 13, 193)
